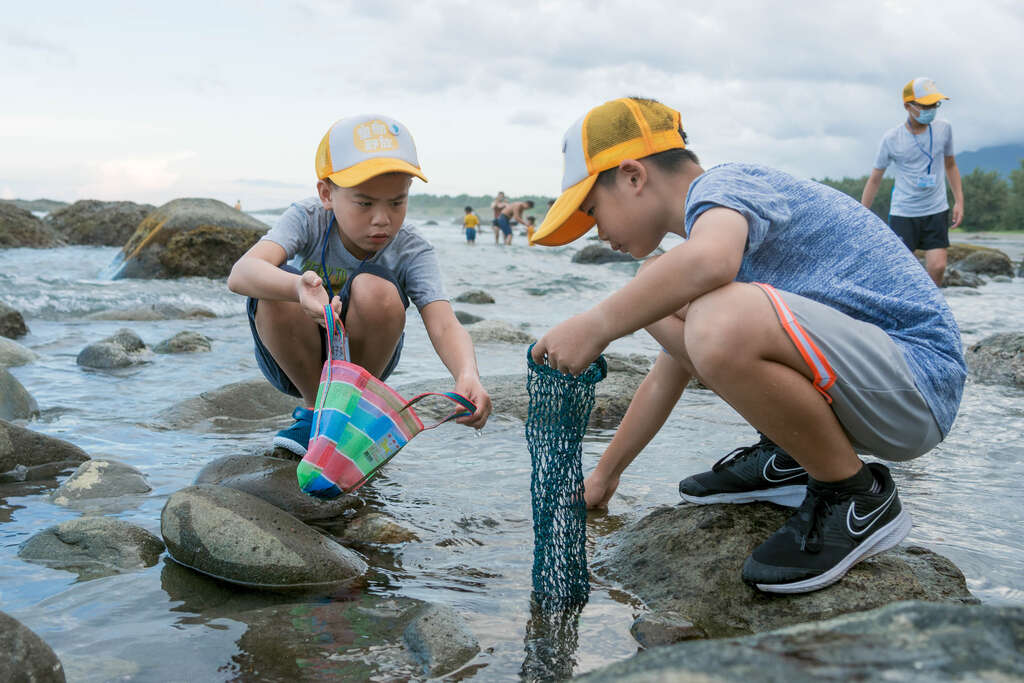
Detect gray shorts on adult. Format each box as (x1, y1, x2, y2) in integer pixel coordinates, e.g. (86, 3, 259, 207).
(755, 283, 942, 461)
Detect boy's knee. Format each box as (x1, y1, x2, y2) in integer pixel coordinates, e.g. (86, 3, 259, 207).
(685, 285, 765, 369)
(348, 274, 405, 325)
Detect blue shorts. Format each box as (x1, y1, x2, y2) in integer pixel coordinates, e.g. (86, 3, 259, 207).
(465, 227, 477, 241)
(247, 263, 407, 397)
(497, 214, 512, 236)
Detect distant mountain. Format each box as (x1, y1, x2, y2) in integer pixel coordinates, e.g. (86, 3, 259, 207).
(0, 198, 68, 213)
(957, 143, 1024, 178)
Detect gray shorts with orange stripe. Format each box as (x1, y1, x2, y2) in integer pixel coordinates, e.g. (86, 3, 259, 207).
(755, 283, 942, 461)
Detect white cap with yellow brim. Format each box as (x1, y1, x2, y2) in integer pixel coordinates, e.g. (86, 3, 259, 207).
(315, 114, 427, 187)
(902, 77, 950, 106)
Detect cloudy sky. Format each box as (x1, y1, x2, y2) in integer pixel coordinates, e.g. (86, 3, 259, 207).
(2, 0, 1022, 210)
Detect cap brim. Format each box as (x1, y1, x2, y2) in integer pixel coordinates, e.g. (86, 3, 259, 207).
(529, 175, 598, 246)
(326, 158, 428, 187)
(910, 93, 949, 105)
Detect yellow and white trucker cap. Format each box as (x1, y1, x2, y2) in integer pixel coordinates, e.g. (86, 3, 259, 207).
(315, 114, 427, 187)
(530, 98, 686, 246)
(902, 77, 949, 105)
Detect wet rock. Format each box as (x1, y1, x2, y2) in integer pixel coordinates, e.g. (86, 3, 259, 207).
(342, 512, 419, 544)
(630, 611, 706, 648)
(993, 274, 1013, 283)
(965, 332, 1024, 388)
(948, 245, 1014, 277)
(0, 202, 64, 248)
(19, 517, 164, 580)
(578, 601, 1024, 682)
(0, 368, 38, 421)
(194, 454, 359, 523)
(108, 198, 268, 279)
(0, 336, 38, 368)
(604, 352, 652, 376)
(153, 378, 297, 432)
(454, 310, 484, 325)
(44, 199, 155, 246)
(572, 244, 636, 264)
(85, 303, 216, 321)
(0, 301, 28, 339)
(454, 289, 495, 304)
(0, 420, 89, 482)
(424, 220, 438, 226)
(161, 484, 367, 589)
(1019, 260, 1024, 278)
(402, 603, 480, 677)
(0, 610, 66, 682)
(464, 320, 536, 345)
(594, 503, 976, 639)
(76, 328, 152, 369)
(154, 330, 212, 353)
(49, 459, 151, 506)
(941, 267, 983, 288)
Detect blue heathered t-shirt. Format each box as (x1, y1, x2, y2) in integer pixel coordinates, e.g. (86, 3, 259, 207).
(684, 163, 966, 436)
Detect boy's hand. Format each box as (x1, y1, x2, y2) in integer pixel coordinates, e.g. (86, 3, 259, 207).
(531, 310, 609, 377)
(454, 375, 491, 429)
(296, 271, 341, 326)
(584, 471, 618, 509)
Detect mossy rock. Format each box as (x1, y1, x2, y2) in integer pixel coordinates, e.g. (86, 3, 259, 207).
(44, 200, 155, 246)
(0, 202, 64, 248)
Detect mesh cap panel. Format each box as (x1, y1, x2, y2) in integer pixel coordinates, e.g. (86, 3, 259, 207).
(634, 98, 678, 132)
(584, 101, 641, 159)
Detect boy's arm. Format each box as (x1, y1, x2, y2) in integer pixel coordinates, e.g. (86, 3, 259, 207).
(585, 351, 691, 508)
(945, 156, 964, 228)
(420, 300, 492, 428)
(861, 168, 885, 209)
(227, 241, 339, 324)
(532, 207, 748, 375)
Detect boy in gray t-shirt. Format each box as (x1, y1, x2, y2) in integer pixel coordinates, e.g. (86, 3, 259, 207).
(228, 114, 491, 454)
(528, 97, 965, 595)
(861, 77, 965, 286)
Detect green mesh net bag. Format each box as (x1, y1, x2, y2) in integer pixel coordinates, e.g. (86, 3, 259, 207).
(525, 344, 607, 607)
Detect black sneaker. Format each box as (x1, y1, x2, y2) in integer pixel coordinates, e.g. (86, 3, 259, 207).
(679, 432, 808, 507)
(741, 462, 911, 594)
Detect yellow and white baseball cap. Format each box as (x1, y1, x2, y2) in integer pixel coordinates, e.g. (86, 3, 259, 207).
(530, 97, 686, 246)
(315, 114, 427, 187)
(902, 77, 950, 105)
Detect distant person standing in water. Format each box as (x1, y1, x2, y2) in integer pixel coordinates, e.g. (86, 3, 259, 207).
(463, 206, 479, 245)
(234, 199, 243, 211)
(861, 77, 964, 286)
(526, 215, 536, 245)
(499, 199, 534, 245)
(491, 192, 507, 245)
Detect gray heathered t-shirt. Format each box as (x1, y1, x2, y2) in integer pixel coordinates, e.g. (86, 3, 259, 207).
(684, 163, 966, 436)
(873, 119, 954, 218)
(260, 197, 447, 310)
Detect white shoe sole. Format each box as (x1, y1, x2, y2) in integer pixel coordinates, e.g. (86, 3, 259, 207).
(754, 509, 912, 594)
(679, 484, 807, 508)
(272, 436, 307, 456)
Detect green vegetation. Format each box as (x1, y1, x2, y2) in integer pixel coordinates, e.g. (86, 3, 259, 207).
(0, 198, 68, 213)
(817, 160, 1024, 231)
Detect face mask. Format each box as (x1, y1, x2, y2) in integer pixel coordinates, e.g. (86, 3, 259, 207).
(912, 107, 936, 125)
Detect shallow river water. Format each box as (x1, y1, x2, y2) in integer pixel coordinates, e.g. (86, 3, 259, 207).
(1, 215, 1022, 681)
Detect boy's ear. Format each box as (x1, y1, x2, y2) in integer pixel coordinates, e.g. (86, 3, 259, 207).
(618, 159, 647, 192)
(316, 179, 334, 208)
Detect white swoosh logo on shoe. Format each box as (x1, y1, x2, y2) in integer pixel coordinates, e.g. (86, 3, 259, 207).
(762, 454, 806, 483)
(846, 488, 897, 537)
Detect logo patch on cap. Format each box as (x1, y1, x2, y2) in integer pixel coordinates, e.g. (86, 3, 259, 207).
(353, 119, 399, 153)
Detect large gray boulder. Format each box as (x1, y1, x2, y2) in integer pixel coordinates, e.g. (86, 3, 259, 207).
(193, 454, 359, 523)
(76, 329, 152, 369)
(403, 603, 480, 678)
(577, 601, 1024, 682)
(572, 243, 637, 264)
(0, 610, 66, 682)
(0, 202, 64, 248)
(160, 484, 367, 589)
(19, 517, 164, 580)
(0, 301, 28, 338)
(153, 330, 212, 353)
(0, 336, 38, 368)
(153, 378, 297, 432)
(44, 199, 154, 246)
(48, 459, 151, 507)
(948, 245, 1014, 277)
(0, 420, 89, 482)
(0, 368, 39, 421)
(964, 331, 1024, 387)
(107, 198, 267, 279)
(594, 502, 976, 638)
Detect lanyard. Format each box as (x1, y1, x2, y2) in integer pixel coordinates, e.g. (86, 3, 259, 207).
(911, 125, 934, 174)
(319, 214, 370, 303)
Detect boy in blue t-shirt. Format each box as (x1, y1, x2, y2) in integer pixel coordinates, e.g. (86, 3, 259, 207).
(228, 114, 491, 454)
(529, 97, 966, 594)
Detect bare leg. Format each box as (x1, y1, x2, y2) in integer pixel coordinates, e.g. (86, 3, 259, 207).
(924, 247, 947, 287)
(683, 283, 862, 482)
(254, 299, 323, 407)
(344, 273, 405, 378)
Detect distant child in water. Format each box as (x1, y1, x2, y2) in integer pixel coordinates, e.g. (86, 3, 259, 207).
(228, 114, 491, 455)
(463, 206, 479, 244)
(526, 215, 536, 245)
(529, 97, 965, 595)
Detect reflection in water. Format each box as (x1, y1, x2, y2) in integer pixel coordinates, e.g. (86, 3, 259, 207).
(520, 592, 586, 682)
